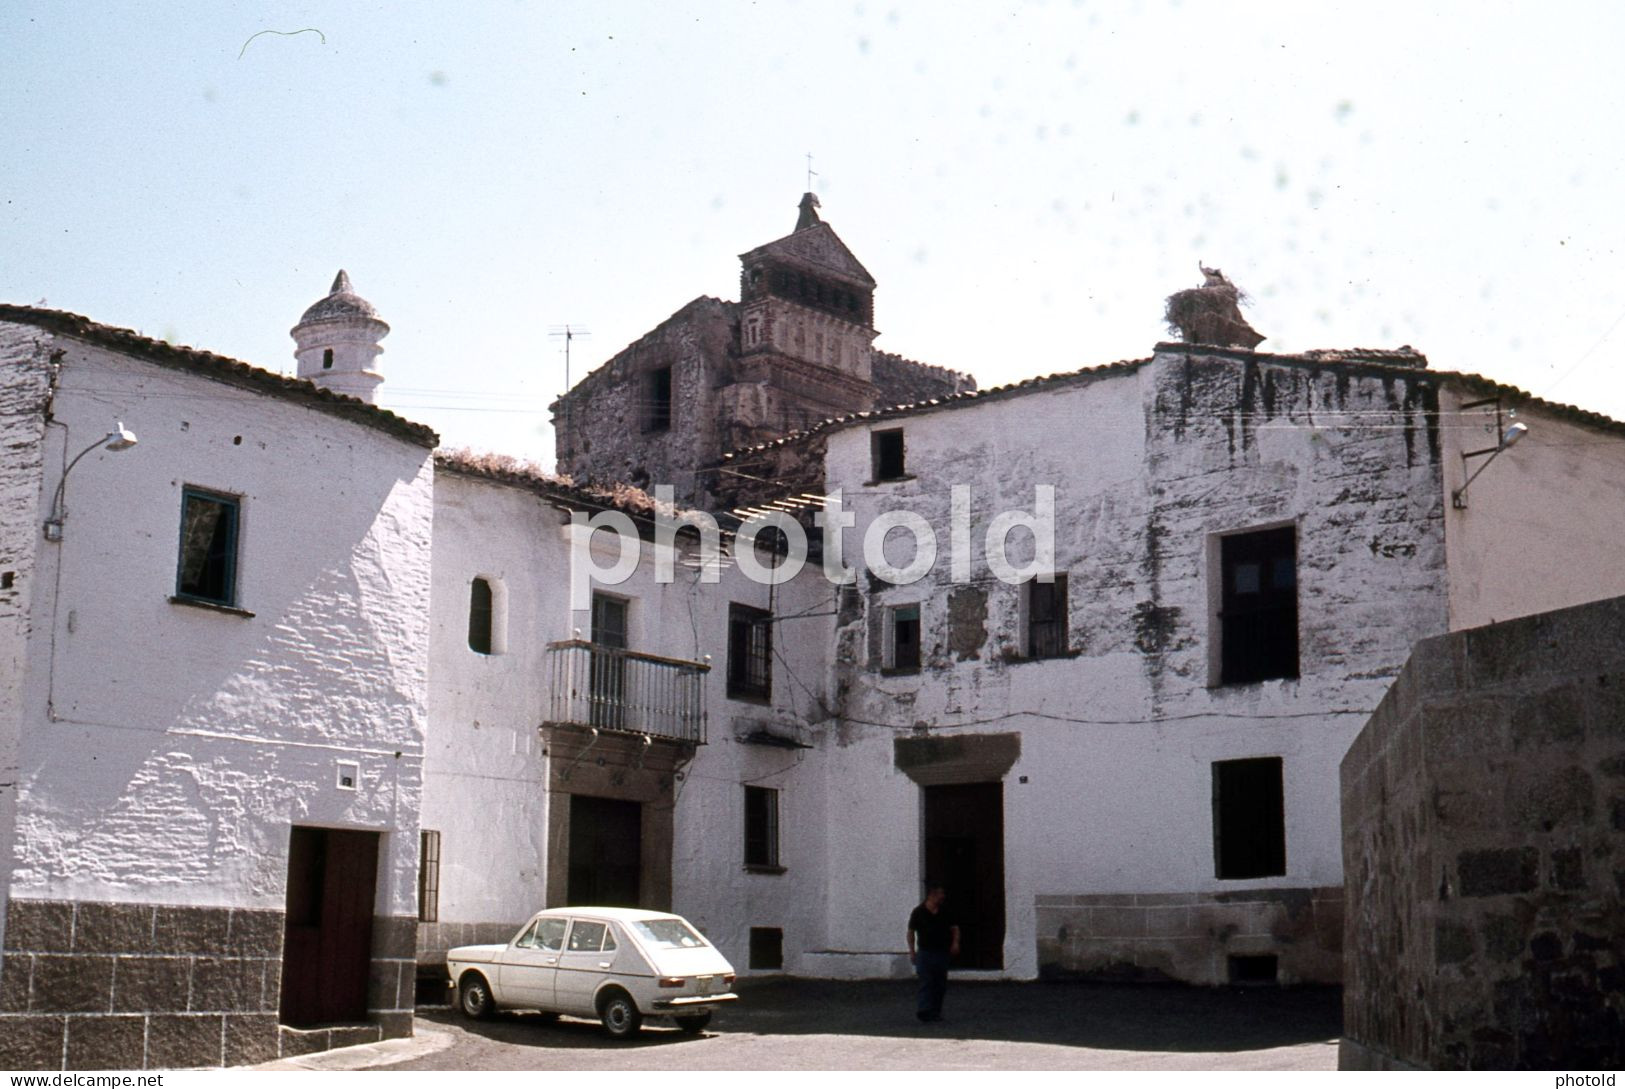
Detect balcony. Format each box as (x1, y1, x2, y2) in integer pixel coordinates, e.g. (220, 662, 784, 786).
(544, 639, 710, 743)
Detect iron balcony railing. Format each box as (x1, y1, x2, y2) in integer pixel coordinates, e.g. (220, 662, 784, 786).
(544, 639, 710, 743)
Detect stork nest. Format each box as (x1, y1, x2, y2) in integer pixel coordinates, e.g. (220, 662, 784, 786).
(1164, 281, 1265, 350)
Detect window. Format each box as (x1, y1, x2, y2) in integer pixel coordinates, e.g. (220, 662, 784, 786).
(567, 920, 611, 952)
(468, 577, 493, 654)
(417, 830, 441, 923)
(744, 786, 781, 870)
(727, 604, 772, 701)
(646, 366, 672, 432)
(871, 429, 906, 482)
(176, 488, 240, 607)
(1212, 757, 1286, 879)
(322, 348, 334, 370)
(887, 603, 921, 673)
(749, 927, 784, 970)
(1218, 526, 1298, 684)
(1025, 575, 1069, 658)
(590, 593, 629, 729)
(515, 917, 567, 951)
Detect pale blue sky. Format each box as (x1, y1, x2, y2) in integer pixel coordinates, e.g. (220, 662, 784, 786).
(5, 1, 1624, 464)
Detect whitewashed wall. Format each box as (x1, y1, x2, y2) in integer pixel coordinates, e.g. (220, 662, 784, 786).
(818, 348, 1453, 978)
(1441, 389, 1625, 631)
(7, 334, 434, 917)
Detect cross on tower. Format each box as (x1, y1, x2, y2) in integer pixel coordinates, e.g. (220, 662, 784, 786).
(806, 152, 817, 191)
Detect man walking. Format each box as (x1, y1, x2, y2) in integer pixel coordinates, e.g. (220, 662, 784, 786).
(907, 885, 960, 1022)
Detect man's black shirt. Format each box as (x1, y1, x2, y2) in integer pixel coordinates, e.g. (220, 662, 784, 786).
(909, 904, 957, 952)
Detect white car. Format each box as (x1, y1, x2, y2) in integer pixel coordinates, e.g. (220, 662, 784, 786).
(446, 907, 738, 1038)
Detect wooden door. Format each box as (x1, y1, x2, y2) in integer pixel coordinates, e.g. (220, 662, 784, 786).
(568, 795, 642, 907)
(280, 827, 379, 1025)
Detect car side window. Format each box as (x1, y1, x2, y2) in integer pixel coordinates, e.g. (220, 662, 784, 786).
(568, 920, 608, 952)
(535, 918, 567, 951)
(513, 920, 542, 949)
(602, 927, 617, 952)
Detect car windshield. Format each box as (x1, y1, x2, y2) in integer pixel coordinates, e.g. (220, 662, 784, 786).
(631, 918, 708, 949)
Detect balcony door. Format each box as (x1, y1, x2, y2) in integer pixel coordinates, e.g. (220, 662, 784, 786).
(590, 594, 628, 729)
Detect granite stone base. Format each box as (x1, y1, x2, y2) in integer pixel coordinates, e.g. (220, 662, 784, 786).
(1035, 886, 1343, 986)
(0, 898, 415, 1070)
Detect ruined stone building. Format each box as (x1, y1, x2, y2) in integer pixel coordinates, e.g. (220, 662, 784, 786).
(551, 193, 975, 509)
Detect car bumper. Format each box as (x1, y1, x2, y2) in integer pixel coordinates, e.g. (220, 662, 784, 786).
(651, 992, 740, 1010)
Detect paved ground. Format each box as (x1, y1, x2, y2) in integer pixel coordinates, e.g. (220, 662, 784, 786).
(340, 979, 1342, 1071)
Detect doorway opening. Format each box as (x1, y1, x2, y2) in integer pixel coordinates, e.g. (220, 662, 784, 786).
(280, 826, 379, 1026)
(922, 781, 1005, 970)
(568, 794, 643, 907)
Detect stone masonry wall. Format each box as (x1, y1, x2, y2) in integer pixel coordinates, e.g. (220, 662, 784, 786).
(0, 898, 415, 1069)
(1341, 595, 1625, 1069)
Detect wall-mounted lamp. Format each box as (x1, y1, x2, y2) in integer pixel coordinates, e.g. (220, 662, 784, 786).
(43, 422, 139, 541)
(1452, 420, 1528, 510)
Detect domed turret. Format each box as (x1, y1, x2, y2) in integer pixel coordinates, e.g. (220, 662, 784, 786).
(291, 270, 389, 403)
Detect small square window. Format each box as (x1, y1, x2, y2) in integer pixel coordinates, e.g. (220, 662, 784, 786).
(871, 429, 906, 482)
(1025, 574, 1069, 659)
(727, 604, 773, 701)
(744, 786, 781, 870)
(176, 488, 240, 607)
(887, 603, 922, 673)
(749, 926, 784, 970)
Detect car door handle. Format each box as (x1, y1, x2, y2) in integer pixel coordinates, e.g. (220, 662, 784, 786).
(599, 962, 611, 968)
(545, 958, 557, 965)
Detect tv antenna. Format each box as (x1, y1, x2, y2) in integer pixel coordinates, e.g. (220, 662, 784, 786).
(548, 325, 590, 451)
(805, 152, 817, 191)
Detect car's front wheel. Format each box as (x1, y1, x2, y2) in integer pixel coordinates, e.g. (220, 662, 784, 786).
(598, 990, 643, 1039)
(459, 972, 496, 1020)
(674, 1011, 712, 1034)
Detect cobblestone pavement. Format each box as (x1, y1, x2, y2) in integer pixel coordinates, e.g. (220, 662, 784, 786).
(364, 979, 1341, 1071)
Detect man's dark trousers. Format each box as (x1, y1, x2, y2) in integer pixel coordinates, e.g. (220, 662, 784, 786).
(915, 948, 950, 1020)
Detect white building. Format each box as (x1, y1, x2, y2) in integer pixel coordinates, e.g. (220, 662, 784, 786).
(0, 295, 436, 1069)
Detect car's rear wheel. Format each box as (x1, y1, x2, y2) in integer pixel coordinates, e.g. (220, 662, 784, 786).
(598, 990, 642, 1039)
(459, 972, 496, 1020)
(674, 1011, 712, 1034)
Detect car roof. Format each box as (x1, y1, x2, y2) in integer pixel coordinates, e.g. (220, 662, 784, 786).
(528, 906, 690, 923)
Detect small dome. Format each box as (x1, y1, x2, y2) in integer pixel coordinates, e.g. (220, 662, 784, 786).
(298, 269, 383, 325)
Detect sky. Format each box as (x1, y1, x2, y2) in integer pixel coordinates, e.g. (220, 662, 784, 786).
(5, 1, 1625, 467)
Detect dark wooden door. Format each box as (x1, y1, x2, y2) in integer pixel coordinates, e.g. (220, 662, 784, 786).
(280, 827, 379, 1026)
(924, 782, 1005, 970)
(568, 795, 642, 907)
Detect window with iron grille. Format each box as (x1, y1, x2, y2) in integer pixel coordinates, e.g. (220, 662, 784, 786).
(1219, 526, 1299, 685)
(744, 786, 781, 870)
(727, 603, 772, 701)
(417, 829, 441, 923)
(887, 603, 921, 673)
(1025, 574, 1069, 658)
(176, 487, 240, 607)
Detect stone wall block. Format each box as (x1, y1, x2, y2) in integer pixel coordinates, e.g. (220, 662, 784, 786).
(1457, 848, 1538, 898)
(1510, 765, 1594, 831)
(223, 1014, 280, 1067)
(147, 1014, 224, 1069)
(31, 955, 113, 1013)
(152, 906, 230, 956)
(1510, 684, 1586, 750)
(374, 1010, 414, 1040)
(366, 960, 402, 1012)
(278, 1025, 331, 1057)
(0, 1014, 67, 1069)
(72, 903, 155, 955)
(0, 955, 32, 1012)
(3, 901, 74, 953)
(371, 916, 416, 960)
(112, 956, 192, 1013)
(190, 957, 265, 1013)
(328, 1024, 383, 1049)
(225, 910, 284, 958)
(65, 1014, 145, 1070)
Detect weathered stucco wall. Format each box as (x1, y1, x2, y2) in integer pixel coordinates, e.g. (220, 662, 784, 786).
(1341, 595, 1625, 1070)
(1442, 388, 1625, 631)
(818, 344, 1451, 981)
(1, 330, 434, 1068)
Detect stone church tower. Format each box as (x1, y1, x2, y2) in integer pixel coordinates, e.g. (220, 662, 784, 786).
(291, 270, 390, 404)
(552, 195, 974, 508)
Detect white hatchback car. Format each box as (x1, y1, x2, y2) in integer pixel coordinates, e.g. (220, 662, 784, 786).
(446, 907, 738, 1038)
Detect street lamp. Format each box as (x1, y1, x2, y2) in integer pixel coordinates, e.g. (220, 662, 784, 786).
(43, 422, 139, 541)
(1451, 421, 1528, 510)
